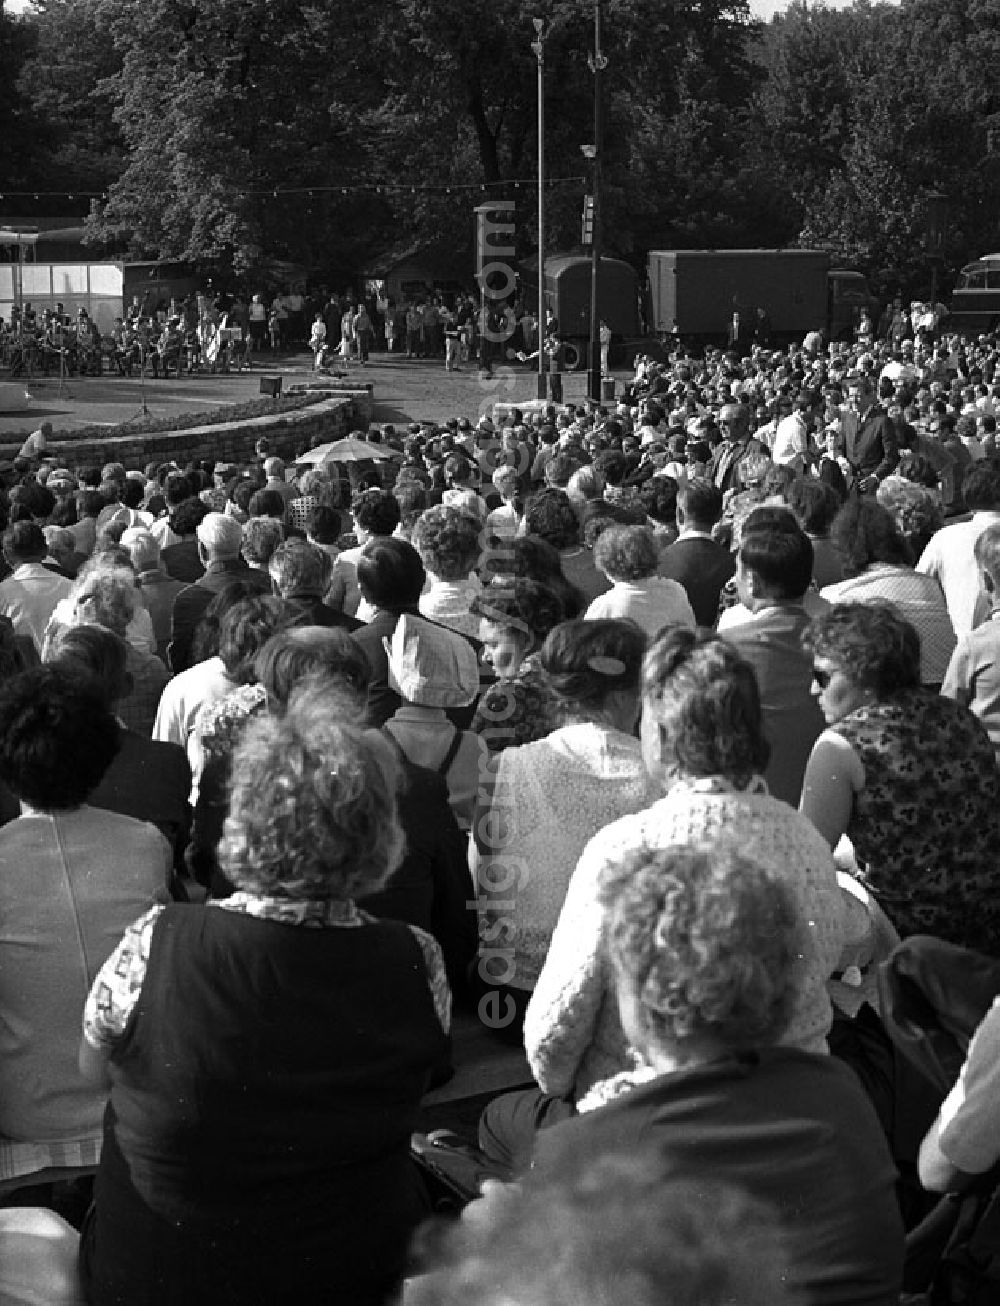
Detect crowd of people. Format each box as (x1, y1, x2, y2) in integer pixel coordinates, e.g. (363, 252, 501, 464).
(0, 282, 550, 383)
(2, 316, 1000, 1304)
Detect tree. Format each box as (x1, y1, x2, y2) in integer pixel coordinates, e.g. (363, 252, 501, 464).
(85, 0, 389, 274)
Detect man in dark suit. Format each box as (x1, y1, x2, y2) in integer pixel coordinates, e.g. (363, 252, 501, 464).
(843, 373, 899, 493)
(724, 511, 827, 807)
(657, 479, 736, 627)
(168, 513, 271, 673)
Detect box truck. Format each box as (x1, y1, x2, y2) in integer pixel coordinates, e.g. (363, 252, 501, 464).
(646, 248, 877, 344)
(521, 253, 639, 370)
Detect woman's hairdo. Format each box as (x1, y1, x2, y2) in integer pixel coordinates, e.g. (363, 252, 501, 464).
(594, 524, 659, 582)
(523, 488, 581, 549)
(219, 685, 402, 900)
(540, 618, 646, 714)
(802, 602, 921, 698)
(408, 1150, 793, 1306)
(253, 626, 372, 708)
(471, 577, 565, 644)
(44, 623, 130, 709)
(642, 628, 769, 783)
(351, 487, 400, 535)
(600, 842, 799, 1052)
(0, 666, 120, 809)
(830, 498, 910, 574)
(217, 593, 291, 681)
(412, 504, 482, 580)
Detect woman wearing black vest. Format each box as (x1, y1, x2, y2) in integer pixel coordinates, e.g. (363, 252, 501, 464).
(78, 687, 450, 1306)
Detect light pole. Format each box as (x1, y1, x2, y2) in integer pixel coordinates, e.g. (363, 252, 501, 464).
(587, 0, 607, 404)
(531, 18, 547, 401)
(924, 190, 948, 307)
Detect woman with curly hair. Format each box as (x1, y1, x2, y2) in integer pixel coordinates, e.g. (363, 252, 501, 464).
(519, 844, 903, 1306)
(820, 497, 955, 685)
(875, 473, 943, 561)
(469, 577, 565, 754)
(412, 503, 483, 638)
(585, 524, 696, 637)
(518, 627, 843, 1109)
(78, 688, 450, 1306)
(522, 487, 610, 605)
(800, 602, 1000, 952)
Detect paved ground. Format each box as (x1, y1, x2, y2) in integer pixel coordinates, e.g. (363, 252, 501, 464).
(0, 347, 619, 442)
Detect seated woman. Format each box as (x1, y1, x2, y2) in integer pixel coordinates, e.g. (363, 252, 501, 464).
(522, 488, 610, 606)
(412, 504, 484, 639)
(186, 595, 293, 889)
(44, 546, 156, 657)
(800, 602, 1000, 953)
(470, 619, 652, 1041)
(487, 534, 585, 620)
(584, 524, 696, 637)
(44, 555, 168, 736)
(469, 577, 565, 755)
(0, 668, 171, 1176)
(517, 844, 904, 1306)
(820, 498, 955, 686)
(410, 1152, 794, 1306)
(523, 628, 844, 1105)
(78, 689, 450, 1306)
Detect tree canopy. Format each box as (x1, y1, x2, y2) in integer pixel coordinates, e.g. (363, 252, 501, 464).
(2, 0, 999, 296)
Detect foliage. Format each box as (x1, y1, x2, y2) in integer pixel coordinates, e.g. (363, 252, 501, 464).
(3, 0, 1000, 300)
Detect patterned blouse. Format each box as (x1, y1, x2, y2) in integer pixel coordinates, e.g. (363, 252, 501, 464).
(831, 689, 1000, 952)
(193, 683, 268, 764)
(470, 655, 561, 755)
(83, 894, 451, 1050)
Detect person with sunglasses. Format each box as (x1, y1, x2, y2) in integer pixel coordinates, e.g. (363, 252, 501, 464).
(800, 601, 1000, 954)
(708, 401, 768, 496)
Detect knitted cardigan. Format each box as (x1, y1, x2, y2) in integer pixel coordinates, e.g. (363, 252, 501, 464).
(523, 777, 845, 1103)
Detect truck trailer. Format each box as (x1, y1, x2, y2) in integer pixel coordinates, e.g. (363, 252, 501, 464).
(521, 253, 639, 370)
(646, 248, 876, 344)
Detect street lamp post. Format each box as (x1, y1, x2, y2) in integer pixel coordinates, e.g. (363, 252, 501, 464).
(587, 0, 607, 404)
(531, 18, 547, 401)
(924, 190, 949, 306)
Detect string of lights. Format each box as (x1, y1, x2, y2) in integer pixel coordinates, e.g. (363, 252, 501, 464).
(0, 176, 588, 202)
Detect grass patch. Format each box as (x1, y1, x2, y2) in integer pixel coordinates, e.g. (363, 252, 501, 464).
(6, 392, 328, 443)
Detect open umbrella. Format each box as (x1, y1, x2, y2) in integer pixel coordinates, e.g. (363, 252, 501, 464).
(295, 436, 395, 468)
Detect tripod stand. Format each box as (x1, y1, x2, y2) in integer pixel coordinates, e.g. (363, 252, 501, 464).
(123, 329, 154, 426)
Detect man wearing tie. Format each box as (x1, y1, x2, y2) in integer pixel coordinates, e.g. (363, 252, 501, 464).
(842, 373, 899, 494)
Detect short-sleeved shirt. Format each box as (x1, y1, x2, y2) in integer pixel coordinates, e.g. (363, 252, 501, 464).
(830, 690, 1000, 951)
(937, 997, 1000, 1176)
(941, 613, 1000, 761)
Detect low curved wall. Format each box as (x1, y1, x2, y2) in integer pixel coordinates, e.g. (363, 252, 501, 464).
(0, 387, 374, 469)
